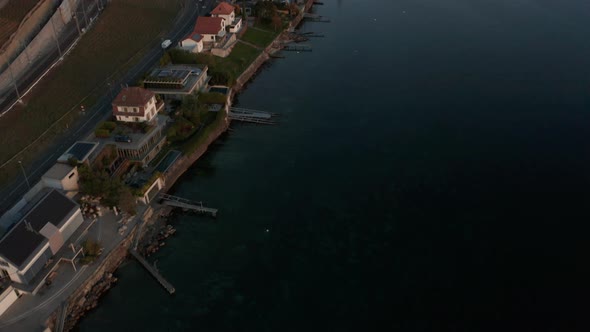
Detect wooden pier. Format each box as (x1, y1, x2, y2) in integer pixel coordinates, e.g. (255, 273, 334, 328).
(297, 32, 325, 38)
(229, 107, 277, 125)
(282, 44, 312, 52)
(159, 193, 218, 217)
(303, 13, 331, 22)
(130, 249, 176, 294)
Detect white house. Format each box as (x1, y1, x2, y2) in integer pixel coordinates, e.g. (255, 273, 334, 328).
(211, 2, 242, 33)
(179, 32, 204, 53)
(0, 286, 20, 316)
(194, 16, 226, 43)
(112, 87, 159, 123)
(0, 190, 84, 286)
(42, 164, 79, 192)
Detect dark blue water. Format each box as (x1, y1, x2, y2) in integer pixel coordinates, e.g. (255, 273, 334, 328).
(78, 1, 590, 331)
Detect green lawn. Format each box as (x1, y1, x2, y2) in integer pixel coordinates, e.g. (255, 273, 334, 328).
(169, 42, 262, 86)
(0, 0, 181, 184)
(241, 27, 279, 48)
(180, 110, 225, 155)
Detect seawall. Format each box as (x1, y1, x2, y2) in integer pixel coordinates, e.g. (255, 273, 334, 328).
(50, 226, 137, 331)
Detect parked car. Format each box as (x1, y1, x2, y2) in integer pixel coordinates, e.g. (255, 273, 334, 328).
(114, 135, 132, 143)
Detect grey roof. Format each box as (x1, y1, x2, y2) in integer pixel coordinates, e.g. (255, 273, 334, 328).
(42, 164, 75, 181)
(58, 141, 99, 163)
(0, 190, 78, 268)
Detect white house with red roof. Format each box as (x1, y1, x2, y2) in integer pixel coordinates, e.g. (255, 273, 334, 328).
(112, 87, 159, 123)
(211, 2, 242, 33)
(179, 32, 204, 53)
(194, 16, 226, 43)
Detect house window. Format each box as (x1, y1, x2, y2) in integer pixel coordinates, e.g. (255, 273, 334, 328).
(68, 172, 75, 179)
(135, 117, 140, 122)
(1, 269, 9, 281)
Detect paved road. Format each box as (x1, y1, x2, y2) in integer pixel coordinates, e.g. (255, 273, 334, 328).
(0, 208, 145, 332)
(0, 0, 217, 215)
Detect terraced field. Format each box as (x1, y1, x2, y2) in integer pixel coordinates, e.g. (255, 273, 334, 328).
(0, 0, 39, 48)
(0, 0, 181, 183)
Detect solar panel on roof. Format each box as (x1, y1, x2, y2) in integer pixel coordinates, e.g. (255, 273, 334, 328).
(66, 142, 95, 161)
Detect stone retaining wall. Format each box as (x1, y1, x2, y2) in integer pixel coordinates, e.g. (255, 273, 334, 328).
(54, 226, 136, 331)
(0, 0, 82, 97)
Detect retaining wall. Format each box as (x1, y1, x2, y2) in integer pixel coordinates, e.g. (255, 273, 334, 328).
(0, 0, 80, 97)
(0, 0, 59, 71)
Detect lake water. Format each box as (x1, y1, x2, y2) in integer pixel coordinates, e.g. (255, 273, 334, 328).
(78, 0, 590, 331)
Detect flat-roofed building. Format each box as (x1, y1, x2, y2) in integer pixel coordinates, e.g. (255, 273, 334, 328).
(144, 65, 209, 100)
(112, 115, 169, 166)
(42, 164, 79, 192)
(56, 141, 99, 165)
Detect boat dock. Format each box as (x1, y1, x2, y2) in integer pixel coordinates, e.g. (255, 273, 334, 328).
(303, 13, 331, 22)
(229, 107, 277, 125)
(159, 193, 218, 217)
(297, 31, 325, 38)
(129, 249, 176, 294)
(282, 44, 312, 52)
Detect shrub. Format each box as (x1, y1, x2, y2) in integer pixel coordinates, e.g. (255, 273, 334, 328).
(101, 121, 117, 131)
(95, 128, 110, 138)
(199, 92, 226, 104)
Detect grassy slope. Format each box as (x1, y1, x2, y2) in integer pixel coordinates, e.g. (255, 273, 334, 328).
(240, 27, 279, 48)
(0, 0, 180, 183)
(193, 42, 262, 84)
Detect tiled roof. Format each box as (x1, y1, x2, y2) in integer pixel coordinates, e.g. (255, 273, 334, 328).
(112, 87, 154, 107)
(194, 16, 224, 35)
(211, 2, 234, 15)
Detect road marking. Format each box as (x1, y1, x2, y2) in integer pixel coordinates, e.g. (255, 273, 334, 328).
(0, 265, 88, 327)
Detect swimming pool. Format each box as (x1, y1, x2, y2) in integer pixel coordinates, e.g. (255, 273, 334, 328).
(209, 86, 229, 95)
(154, 150, 182, 174)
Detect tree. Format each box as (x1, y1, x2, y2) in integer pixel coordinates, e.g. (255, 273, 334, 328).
(160, 51, 171, 66)
(271, 14, 282, 31)
(289, 3, 300, 17)
(118, 186, 137, 216)
(78, 164, 126, 208)
(255, 1, 277, 24)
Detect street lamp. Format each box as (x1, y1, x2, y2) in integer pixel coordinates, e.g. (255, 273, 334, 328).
(18, 161, 31, 191)
(107, 82, 114, 100)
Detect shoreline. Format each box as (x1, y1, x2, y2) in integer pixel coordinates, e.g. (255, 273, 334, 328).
(50, 0, 317, 330)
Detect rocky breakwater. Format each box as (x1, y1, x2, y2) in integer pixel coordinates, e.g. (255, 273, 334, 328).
(65, 273, 118, 325)
(141, 224, 177, 257)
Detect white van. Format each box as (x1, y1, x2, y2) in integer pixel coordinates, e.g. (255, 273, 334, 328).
(161, 39, 172, 49)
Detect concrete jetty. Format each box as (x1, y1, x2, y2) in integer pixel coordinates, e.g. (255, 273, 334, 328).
(129, 249, 175, 294)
